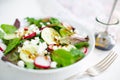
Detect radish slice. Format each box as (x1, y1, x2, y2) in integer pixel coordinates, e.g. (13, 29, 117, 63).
(47, 44, 56, 52)
(0, 43, 6, 51)
(39, 27, 47, 31)
(24, 32, 36, 39)
(34, 56, 51, 69)
(0, 47, 3, 51)
(24, 27, 28, 31)
(81, 47, 88, 54)
(83, 47, 88, 54)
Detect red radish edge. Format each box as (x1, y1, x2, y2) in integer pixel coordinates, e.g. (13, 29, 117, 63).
(23, 32, 36, 39)
(24, 27, 28, 31)
(83, 47, 88, 54)
(47, 44, 56, 52)
(39, 27, 47, 31)
(34, 63, 50, 69)
(34, 56, 51, 69)
(0, 47, 4, 51)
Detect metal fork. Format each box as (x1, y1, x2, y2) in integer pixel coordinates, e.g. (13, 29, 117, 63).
(66, 51, 118, 80)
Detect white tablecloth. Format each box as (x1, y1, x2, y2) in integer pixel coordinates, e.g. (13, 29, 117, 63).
(0, 0, 120, 80)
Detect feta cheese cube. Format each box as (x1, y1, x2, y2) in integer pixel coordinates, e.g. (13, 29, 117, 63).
(17, 60, 25, 68)
(50, 62, 57, 68)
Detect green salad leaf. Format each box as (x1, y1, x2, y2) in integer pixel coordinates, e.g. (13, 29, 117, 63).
(74, 42, 89, 49)
(4, 38, 21, 55)
(1, 24, 17, 34)
(0, 31, 4, 39)
(70, 48, 85, 61)
(2, 39, 10, 45)
(60, 28, 73, 37)
(51, 48, 85, 67)
(51, 49, 75, 67)
(25, 62, 35, 69)
(26, 17, 42, 27)
(7, 52, 19, 62)
(49, 17, 61, 25)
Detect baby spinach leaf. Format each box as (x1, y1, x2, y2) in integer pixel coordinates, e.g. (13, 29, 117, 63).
(51, 49, 75, 67)
(74, 42, 89, 49)
(1, 24, 17, 34)
(2, 39, 10, 45)
(4, 38, 21, 55)
(25, 62, 34, 69)
(52, 26, 62, 33)
(26, 17, 35, 24)
(51, 48, 85, 67)
(70, 48, 85, 61)
(26, 17, 42, 27)
(49, 17, 68, 34)
(49, 17, 61, 25)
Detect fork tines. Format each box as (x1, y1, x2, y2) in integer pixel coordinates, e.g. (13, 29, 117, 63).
(96, 51, 118, 72)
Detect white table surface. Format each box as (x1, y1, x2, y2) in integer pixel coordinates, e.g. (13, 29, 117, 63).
(0, 0, 120, 80)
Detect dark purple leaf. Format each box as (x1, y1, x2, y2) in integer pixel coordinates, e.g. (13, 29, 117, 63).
(14, 18, 20, 28)
(1, 56, 10, 62)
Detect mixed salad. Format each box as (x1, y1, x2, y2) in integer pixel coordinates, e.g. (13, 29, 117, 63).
(0, 17, 89, 69)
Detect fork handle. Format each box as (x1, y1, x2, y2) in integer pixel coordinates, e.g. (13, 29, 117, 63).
(66, 71, 91, 80)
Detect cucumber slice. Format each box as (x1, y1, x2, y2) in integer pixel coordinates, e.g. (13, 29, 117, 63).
(20, 51, 34, 63)
(41, 28, 60, 44)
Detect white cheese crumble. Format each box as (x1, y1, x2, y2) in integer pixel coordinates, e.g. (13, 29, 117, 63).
(52, 46, 58, 50)
(37, 42, 47, 55)
(50, 61, 57, 68)
(17, 60, 25, 68)
(40, 22, 46, 27)
(46, 22, 50, 25)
